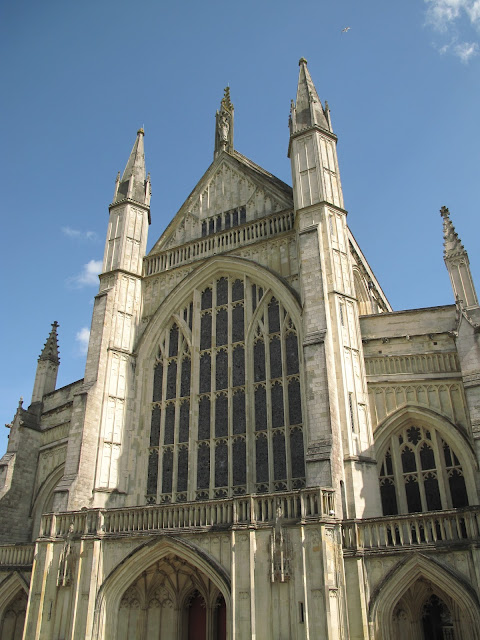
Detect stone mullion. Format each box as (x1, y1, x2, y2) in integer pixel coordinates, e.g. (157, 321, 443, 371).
(171, 347, 182, 500)
(265, 324, 274, 492)
(414, 441, 428, 512)
(432, 430, 451, 509)
(390, 433, 408, 513)
(227, 284, 233, 495)
(189, 290, 201, 501)
(156, 344, 168, 503)
(245, 278, 256, 494)
(280, 310, 292, 489)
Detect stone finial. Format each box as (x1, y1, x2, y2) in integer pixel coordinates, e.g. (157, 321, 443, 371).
(214, 87, 234, 158)
(440, 206, 466, 259)
(299, 57, 308, 66)
(39, 322, 60, 365)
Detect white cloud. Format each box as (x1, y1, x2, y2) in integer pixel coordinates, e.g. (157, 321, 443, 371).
(75, 327, 90, 355)
(454, 40, 479, 59)
(425, 1, 480, 61)
(67, 259, 103, 288)
(62, 227, 98, 242)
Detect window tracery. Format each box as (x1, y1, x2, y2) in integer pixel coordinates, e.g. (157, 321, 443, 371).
(146, 275, 305, 503)
(379, 424, 468, 515)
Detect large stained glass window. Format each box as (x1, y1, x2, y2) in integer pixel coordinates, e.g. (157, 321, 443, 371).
(146, 276, 305, 503)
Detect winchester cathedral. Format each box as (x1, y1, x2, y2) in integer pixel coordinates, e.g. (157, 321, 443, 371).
(1, 59, 479, 640)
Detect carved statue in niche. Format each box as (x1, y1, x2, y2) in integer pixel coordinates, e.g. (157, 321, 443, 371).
(57, 523, 76, 587)
(271, 504, 291, 582)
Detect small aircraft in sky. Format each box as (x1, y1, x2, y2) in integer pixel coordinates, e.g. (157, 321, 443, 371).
(341, 26, 351, 33)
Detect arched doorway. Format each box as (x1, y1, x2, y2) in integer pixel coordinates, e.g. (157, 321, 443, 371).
(422, 594, 455, 639)
(116, 553, 227, 640)
(0, 590, 27, 640)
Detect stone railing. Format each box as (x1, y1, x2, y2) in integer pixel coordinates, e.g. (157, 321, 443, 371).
(40, 488, 335, 538)
(364, 352, 459, 377)
(0, 544, 35, 568)
(342, 506, 480, 553)
(143, 210, 295, 277)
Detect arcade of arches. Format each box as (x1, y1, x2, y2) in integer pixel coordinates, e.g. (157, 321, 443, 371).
(0, 590, 27, 640)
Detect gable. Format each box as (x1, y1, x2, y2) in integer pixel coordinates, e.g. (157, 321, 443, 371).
(149, 151, 293, 254)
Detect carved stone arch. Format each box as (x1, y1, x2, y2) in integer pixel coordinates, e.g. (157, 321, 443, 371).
(0, 572, 29, 640)
(374, 404, 477, 507)
(368, 553, 480, 640)
(31, 463, 65, 540)
(92, 535, 231, 640)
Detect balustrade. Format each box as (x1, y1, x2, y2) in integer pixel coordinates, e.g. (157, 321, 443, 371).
(144, 210, 295, 277)
(38, 488, 334, 538)
(0, 544, 34, 567)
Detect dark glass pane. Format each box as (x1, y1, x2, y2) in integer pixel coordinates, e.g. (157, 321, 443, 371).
(215, 442, 228, 487)
(202, 221, 207, 237)
(406, 426, 421, 445)
(251, 285, 257, 312)
(216, 215, 222, 232)
(424, 475, 442, 510)
(179, 401, 189, 443)
(254, 340, 265, 382)
(380, 479, 398, 515)
(233, 439, 246, 485)
(147, 450, 158, 495)
(232, 279, 244, 301)
(150, 406, 161, 447)
(269, 336, 282, 379)
(239, 206, 246, 225)
(232, 210, 238, 226)
(232, 345, 245, 387)
(216, 350, 228, 390)
(285, 333, 299, 375)
(181, 357, 191, 397)
(233, 391, 246, 434)
(420, 443, 435, 470)
(256, 435, 269, 483)
(443, 442, 453, 466)
(290, 428, 305, 478)
(177, 447, 188, 492)
(385, 450, 393, 475)
(449, 470, 469, 508)
(232, 305, 244, 342)
(197, 444, 210, 489)
(200, 313, 212, 350)
(405, 477, 422, 513)
(162, 449, 173, 493)
(169, 326, 178, 357)
(201, 288, 212, 310)
(153, 362, 163, 402)
(271, 383, 284, 428)
(164, 404, 175, 445)
(166, 361, 177, 399)
(216, 277, 228, 306)
(198, 396, 211, 440)
(401, 447, 416, 473)
(215, 395, 228, 437)
(224, 212, 231, 229)
(268, 298, 280, 333)
(273, 431, 286, 480)
(216, 309, 228, 346)
(199, 353, 211, 393)
(209, 219, 214, 234)
(188, 302, 193, 330)
(288, 379, 302, 425)
(255, 386, 267, 430)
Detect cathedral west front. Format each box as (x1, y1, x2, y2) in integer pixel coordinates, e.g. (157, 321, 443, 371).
(1, 59, 479, 640)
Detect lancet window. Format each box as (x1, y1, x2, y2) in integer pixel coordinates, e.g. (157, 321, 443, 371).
(146, 275, 305, 503)
(378, 424, 468, 515)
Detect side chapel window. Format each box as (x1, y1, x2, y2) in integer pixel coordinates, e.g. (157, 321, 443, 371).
(146, 276, 306, 503)
(379, 424, 468, 515)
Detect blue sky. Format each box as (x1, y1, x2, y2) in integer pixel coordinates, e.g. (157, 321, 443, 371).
(1, 0, 479, 456)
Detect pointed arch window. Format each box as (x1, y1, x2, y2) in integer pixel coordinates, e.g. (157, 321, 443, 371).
(146, 276, 306, 503)
(378, 424, 468, 515)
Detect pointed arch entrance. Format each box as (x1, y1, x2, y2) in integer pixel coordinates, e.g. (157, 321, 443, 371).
(369, 554, 480, 640)
(94, 536, 231, 640)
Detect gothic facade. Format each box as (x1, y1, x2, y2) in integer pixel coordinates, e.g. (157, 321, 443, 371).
(1, 59, 479, 639)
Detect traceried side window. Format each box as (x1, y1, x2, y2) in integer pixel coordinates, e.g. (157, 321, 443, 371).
(146, 276, 305, 503)
(378, 424, 468, 515)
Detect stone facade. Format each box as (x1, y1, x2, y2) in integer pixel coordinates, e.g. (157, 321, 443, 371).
(1, 59, 479, 640)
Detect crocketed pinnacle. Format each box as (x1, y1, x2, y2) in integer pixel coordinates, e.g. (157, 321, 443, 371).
(39, 321, 60, 364)
(290, 57, 330, 134)
(114, 129, 147, 204)
(214, 87, 234, 157)
(441, 206, 467, 259)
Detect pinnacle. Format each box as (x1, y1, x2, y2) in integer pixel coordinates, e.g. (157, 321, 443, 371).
(441, 206, 466, 259)
(39, 322, 60, 365)
(291, 58, 329, 133)
(113, 129, 148, 205)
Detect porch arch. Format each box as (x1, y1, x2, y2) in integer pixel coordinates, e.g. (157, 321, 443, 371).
(92, 535, 231, 640)
(0, 573, 29, 640)
(369, 553, 480, 640)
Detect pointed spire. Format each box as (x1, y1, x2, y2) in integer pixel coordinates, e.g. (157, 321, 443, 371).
(214, 87, 234, 158)
(290, 58, 330, 135)
(440, 206, 478, 308)
(39, 321, 60, 365)
(441, 205, 467, 259)
(113, 129, 148, 205)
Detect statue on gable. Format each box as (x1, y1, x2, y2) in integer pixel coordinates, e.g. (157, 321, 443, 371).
(214, 87, 234, 157)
